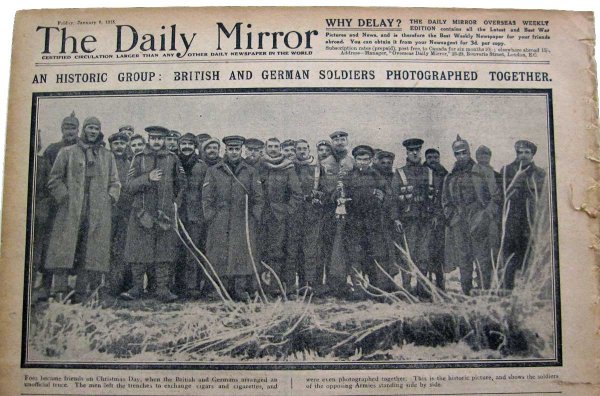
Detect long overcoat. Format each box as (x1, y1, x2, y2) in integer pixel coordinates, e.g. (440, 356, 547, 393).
(124, 146, 186, 263)
(203, 160, 264, 277)
(45, 142, 120, 272)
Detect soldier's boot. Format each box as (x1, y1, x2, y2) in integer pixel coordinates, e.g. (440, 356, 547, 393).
(120, 263, 146, 301)
(155, 262, 178, 303)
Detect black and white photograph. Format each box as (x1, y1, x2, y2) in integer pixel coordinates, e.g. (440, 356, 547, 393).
(23, 88, 559, 368)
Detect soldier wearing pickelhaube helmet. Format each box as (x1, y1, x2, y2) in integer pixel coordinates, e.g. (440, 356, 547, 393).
(442, 135, 501, 295)
(391, 138, 441, 296)
(43, 111, 80, 167)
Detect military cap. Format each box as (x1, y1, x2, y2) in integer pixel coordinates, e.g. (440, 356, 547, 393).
(222, 135, 245, 147)
(452, 134, 470, 153)
(329, 130, 349, 139)
(167, 130, 181, 139)
(179, 132, 197, 144)
(144, 125, 170, 137)
(281, 139, 296, 148)
(352, 145, 374, 158)
(402, 138, 424, 150)
(515, 140, 537, 155)
(245, 138, 265, 149)
(119, 125, 134, 134)
(316, 139, 332, 149)
(62, 111, 79, 128)
(83, 116, 101, 130)
(425, 148, 440, 156)
(376, 150, 395, 161)
(108, 132, 129, 144)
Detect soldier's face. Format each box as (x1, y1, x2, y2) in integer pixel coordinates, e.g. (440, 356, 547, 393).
(266, 141, 281, 157)
(317, 145, 332, 160)
(130, 138, 145, 154)
(61, 124, 79, 143)
(165, 137, 179, 151)
(380, 157, 394, 172)
(355, 154, 372, 170)
(282, 146, 296, 160)
(332, 136, 348, 152)
(477, 153, 491, 166)
(406, 147, 421, 164)
(245, 146, 262, 161)
(179, 140, 196, 156)
(111, 140, 128, 156)
(226, 146, 242, 161)
(148, 135, 165, 151)
(454, 149, 470, 164)
(204, 143, 220, 160)
(84, 124, 101, 143)
(426, 152, 440, 166)
(296, 143, 310, 161)
(517, 148, 534, 165)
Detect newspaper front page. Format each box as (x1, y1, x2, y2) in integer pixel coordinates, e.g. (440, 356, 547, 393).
(0, 6, 598, 395)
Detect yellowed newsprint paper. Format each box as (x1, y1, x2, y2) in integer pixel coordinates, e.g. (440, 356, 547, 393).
(0, 6, 598, 396)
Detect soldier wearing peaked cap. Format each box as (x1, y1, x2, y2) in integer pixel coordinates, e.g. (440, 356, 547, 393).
(203, 135, 264, 301)
(244, 138, 264, 167)
(391, 138, 442, 296)
(166, 130, 181, 153)
(121, 125, 187, 303)
(500, 139, 546, 290)
(442, 135, 501, 295)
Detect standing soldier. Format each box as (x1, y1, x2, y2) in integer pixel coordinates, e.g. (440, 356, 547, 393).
(424, 148, 448, 290)
(243, 138, 264, 167)
(341, 145, 391, 297)
(203, 135, 264, 301)
(108, 131, 132, 295)
(44, 111, 80, 167)
(316, 139, 333, 162)
(202, 138, 222, 167)
(258, 137, 303, 295)
(46, 116, 120, 302)
(165, 130, 181, 153)
(286, 139, 326, 295)
(500, 140, 546, 290)
(442, 135, 501, 295)
(129, 134, 146, 156)
(175, 133, 208, 298)
(121, 126, 186, 303)
(391, 138, 438, 296)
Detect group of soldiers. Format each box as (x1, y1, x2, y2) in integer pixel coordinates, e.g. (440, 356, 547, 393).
(32, 111, 547, 303)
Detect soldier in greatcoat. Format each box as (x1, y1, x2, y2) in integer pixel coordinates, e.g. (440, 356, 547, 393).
(500, 140, 546, 290)
(46, 116, 120, 302)
(107, 131, 133, 295)
(202, 135, 264, 301)
(174, 133, 208, 298)
(121, 126, 186, 303)
(442, 135, 501, 295)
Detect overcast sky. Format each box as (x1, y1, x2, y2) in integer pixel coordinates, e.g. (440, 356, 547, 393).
(36, 92, 551, 171)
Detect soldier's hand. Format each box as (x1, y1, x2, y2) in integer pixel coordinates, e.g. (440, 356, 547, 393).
(149, 169, 163, 182)
(373, 189, 384, 201)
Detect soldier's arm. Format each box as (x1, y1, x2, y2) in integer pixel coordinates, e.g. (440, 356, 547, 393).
(125, 155, 152, 194)
(201, 169, 217, 222)
(46, 148, 69, 204)
(107, 152, 121, 204)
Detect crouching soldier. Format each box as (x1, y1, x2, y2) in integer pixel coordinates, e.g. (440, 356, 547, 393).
(46, 116, 120, 302)
(121, 126, 186, 303)
(203, 136, 264, 301)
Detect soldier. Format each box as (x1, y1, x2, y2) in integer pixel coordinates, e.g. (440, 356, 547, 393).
(108, 131, 133, 295)
(43, 111, 80, 167)
(118, 125, 135, 159)
(442, 135, 501, 295)
(316, 140, 333, 161)
(196, 133, 212, 158)
(340, 145, 391, 297)
(286, 139, 326, 295)
(129, 134, 146, 155)
(424, 148, 448, 290)
(500, 140, 546, 290)
(281, 139, 297, 160)
(202, 138, 222, 167)
(391, 138, 439, 296)
(258, 137, 303, 295)
(121, 126, 186, 303)
(243, 138, 264, 167)
(46, 116, 120, 302)
(174, 133, 208, 298)
(165, 130, 181, 153)
(203, 135, 264, 301)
